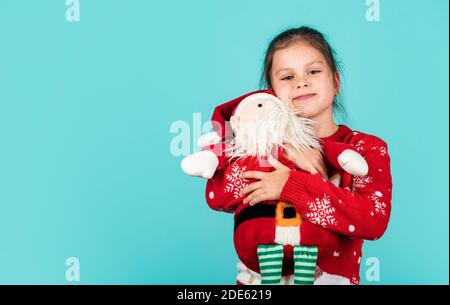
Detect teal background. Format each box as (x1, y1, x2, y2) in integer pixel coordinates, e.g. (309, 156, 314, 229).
(0, 0, 448, 284)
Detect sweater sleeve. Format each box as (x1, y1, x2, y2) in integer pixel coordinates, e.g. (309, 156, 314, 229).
(205, 158, 250, 213)
(280, 138, 392, 240)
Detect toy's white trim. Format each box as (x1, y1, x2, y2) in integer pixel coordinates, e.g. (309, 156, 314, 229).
(274, 226, 300, 246)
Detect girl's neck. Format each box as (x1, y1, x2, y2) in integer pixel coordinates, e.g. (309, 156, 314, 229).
(310, 110, 339, 138)
(314, 121, 339, 138)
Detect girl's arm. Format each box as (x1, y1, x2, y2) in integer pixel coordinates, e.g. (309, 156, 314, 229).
(280, 138, 392, 240)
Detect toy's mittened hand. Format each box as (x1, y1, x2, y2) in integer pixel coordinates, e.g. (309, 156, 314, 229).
(337, 149, 369, 176)
(181, 150, 219, 179)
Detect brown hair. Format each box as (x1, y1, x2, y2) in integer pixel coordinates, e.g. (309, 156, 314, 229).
(260, 26, 346, 117)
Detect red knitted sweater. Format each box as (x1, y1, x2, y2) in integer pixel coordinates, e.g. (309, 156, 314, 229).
(279, 125, 392, 284)
(206, 125, 392, 284)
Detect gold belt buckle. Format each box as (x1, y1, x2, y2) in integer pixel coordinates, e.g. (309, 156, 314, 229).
(275, 202, 302, 227)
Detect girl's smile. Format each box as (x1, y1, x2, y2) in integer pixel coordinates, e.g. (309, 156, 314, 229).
(292, 93, 317, 101)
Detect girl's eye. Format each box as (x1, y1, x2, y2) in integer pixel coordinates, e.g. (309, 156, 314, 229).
(281, 75, 294, 81)
(309, 69, 321, 75)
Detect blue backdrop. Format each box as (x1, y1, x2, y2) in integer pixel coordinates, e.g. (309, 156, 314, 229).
(0, 0, 448, 284)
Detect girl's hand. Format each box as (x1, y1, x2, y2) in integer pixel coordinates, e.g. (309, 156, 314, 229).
(283, 143, 328, 180)
(239, 156, 291, 206)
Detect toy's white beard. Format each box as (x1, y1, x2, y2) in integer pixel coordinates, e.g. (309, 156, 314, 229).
(225, 102, 322, 160)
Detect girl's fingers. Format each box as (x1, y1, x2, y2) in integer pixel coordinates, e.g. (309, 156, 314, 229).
(315, 157, 328, 180)
(243, 189, 265, 204)
(306, 164, 318, 175)
(249, 192, 267, 206)
(268, 155, 288, 170)
(311, 158, 326, 178)
(240, 181, 263, 197)
(283, 146, 298, 164)
(240, 171, 265, 180)
(316, 165, 328, 180)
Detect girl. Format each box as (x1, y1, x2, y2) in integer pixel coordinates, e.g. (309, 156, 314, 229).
(238, 26, 393, 285)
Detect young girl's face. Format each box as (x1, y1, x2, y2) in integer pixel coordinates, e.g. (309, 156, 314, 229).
(270, 42, 340, 121)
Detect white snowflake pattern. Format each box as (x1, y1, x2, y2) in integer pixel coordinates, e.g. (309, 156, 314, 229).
(354, 140, 365, 152)
(305, 193, 337, 227)
(370, 191, 387, 216)
(371, 145, 387, 156)
(352, 175, 373, 191)
(225, 163, 248, 199)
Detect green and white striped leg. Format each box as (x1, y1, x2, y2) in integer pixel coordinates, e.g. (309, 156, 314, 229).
(293, 245, 318, 285)
(257, 244, 284, 285)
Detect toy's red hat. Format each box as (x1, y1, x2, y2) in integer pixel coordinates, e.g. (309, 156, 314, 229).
(210, 89, 276, 139)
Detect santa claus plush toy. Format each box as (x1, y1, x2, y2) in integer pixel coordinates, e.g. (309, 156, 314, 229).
(181, 90, 368, 285)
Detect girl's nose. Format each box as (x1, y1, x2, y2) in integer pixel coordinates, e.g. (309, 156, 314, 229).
(296, 78, 309, 88)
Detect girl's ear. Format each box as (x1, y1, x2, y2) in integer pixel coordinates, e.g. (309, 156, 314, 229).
(230, 116, 240, 132)
(334, 72, 341, 96)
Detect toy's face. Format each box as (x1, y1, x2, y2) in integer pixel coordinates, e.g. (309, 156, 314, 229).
(226, 92, 316, 159)
(230, 94, 283, 134)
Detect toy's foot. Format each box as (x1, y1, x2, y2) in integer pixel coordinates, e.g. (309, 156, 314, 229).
(338, 149, 369, 176)
(257, 244, 284, 285)
(180, 150, 219, 179)
(293, 245, 318, 285)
